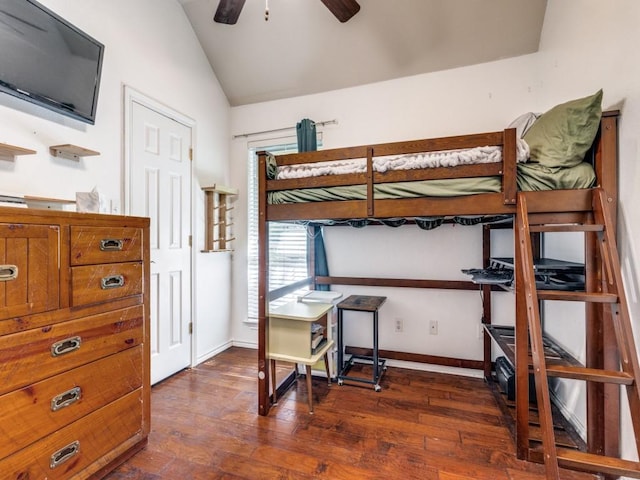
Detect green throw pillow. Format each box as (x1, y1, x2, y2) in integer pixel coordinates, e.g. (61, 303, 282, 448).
(524, 89, 603, 168)
(265, 153, 278, 180)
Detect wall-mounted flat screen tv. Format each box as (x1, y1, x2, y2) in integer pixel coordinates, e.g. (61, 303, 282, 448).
(0, 0, 104, 124)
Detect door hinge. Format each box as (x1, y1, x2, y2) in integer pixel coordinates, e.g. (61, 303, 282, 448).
(188, 235, 192, 247)
(189, 148, 193, 161)
(189, 322, 193, 335)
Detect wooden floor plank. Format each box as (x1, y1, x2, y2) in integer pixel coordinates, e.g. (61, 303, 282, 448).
(105, 347, 598, 480)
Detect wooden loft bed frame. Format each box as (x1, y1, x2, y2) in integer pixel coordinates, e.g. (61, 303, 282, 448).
(262, 128, 519, 221)
(255, 111, 628, 474)
(259, 112, 617, 224)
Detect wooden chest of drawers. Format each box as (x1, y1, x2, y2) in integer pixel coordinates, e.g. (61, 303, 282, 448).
(0, 207, 150, 479)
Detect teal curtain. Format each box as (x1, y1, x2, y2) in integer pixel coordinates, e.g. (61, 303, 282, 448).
(299, 119, 328, 290)
(296, 118, 317, 152)
(314, 226, 329, 291)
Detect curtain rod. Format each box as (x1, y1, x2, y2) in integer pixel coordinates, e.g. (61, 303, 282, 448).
(232, 119, 338, 139)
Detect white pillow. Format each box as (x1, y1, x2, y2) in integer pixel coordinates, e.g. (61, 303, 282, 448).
(508, 112, 540, 138)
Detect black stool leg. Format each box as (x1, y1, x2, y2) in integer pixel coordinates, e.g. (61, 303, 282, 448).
(337, 308, 344, 385)
(373, 310, 381, 391)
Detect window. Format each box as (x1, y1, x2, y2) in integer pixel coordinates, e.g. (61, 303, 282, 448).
(246, 139, 312, 322)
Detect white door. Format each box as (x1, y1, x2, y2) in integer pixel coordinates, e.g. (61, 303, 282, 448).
(129, 100, 193, 384)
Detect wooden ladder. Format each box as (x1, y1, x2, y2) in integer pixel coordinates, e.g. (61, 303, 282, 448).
(515, 188, 640, 479)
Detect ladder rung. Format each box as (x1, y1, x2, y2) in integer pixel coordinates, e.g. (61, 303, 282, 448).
(546, 365, 634, 385)
(537, 290, 618, 303)
(529, 224, 604, 233)
(556, 447, 640, 478)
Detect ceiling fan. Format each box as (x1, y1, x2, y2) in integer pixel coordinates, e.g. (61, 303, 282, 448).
(214, 0, 361, 25)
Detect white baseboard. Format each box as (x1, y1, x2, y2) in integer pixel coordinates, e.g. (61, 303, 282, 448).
(195, 340, 233, 365)
(232, 340, 258, 349)
(550, 389, 586, 440)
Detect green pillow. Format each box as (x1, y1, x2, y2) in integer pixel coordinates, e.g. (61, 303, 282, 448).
(524, 89, 603, 168)
(265, 153, 278, 180)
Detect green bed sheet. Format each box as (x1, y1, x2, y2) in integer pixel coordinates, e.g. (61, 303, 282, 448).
(267, 162, 596, 204)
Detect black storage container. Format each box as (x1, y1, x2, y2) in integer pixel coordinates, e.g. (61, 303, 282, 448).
(495, 356, 537, 404)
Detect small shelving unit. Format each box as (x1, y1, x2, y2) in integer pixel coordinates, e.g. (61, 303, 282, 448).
(484, 324, 587, 453)
(479, 222, 589, 460)
(0, 142, 36, 157)
(269, 301, 333, 362)
(49, 144, 100, 160)
(268, 301, 335, 413)
(202, 184, 238, 252)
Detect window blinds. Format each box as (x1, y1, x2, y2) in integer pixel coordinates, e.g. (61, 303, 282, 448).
(246, 140, 310, 322)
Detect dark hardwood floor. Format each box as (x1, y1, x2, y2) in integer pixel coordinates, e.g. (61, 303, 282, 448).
(105, 347, 596, 479)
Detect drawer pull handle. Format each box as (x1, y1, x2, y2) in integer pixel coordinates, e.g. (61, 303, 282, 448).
(51, 336, 82, 357)
(101, 274, 125, 289)
(51, 386, 82, 411)
(100, 238, 124, 251)
(50, 440, 80, 469)
(0, 265, 17, 281)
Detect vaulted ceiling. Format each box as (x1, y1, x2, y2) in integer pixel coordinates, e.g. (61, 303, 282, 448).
(178, 0, 548, 106)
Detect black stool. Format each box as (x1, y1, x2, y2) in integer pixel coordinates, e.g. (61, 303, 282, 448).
(336, 295, 387, 391)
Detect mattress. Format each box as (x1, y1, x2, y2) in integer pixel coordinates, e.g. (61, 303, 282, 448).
(267, 161, 596, 205)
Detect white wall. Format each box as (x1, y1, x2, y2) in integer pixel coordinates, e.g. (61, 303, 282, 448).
(230, 0, 640, 463)
(0, 0, 232, 364)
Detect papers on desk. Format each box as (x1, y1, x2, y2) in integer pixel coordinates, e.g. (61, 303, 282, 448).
(311, 338, 327, 354)
(311, 323, 325, 351)
(299, 290, 343, 303)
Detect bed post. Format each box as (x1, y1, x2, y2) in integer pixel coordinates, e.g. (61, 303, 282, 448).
(257, 151, 271, 416)
(482, 225, 492, 379)
(366, 147, 374, 217)
(586, 111, 620, 457)
(502, 128, 517, 205)
(594, 111, 619, 223)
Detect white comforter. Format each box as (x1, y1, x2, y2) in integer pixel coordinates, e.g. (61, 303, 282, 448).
(276, 139, 530, 180)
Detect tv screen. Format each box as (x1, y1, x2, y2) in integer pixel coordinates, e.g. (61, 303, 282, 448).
(0, 0, 104, 124)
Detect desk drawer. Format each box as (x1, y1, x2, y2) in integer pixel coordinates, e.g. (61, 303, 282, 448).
(0, 389, 143, 479)
(0, 305, 144, 396)
(0, 345, 143, 460)
(71, 262, 143, 307)
(0, 223, 59, 320)
(70, 226, 143, 266)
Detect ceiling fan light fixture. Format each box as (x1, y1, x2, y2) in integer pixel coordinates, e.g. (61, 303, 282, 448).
(213, 0, 360, 25)
(320, 0, 360, 23)
(213, 0, 246, 25)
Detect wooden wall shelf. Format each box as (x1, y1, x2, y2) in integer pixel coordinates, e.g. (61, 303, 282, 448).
(0, 142, 36, 157)
(202, 184, 238, 252)
(24, 195, 76, 205)
(50, 144, 100, 160)
(23, 195, 76, 211)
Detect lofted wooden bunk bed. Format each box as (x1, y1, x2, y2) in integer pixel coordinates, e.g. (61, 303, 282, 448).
(256, 91, 640, 478)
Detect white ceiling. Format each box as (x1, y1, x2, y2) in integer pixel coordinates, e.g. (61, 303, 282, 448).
(178, 0, 548, 107)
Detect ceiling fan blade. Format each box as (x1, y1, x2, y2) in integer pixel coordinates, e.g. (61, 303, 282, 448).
(320, 0, 360, 23)
(214, 0, 246, 25)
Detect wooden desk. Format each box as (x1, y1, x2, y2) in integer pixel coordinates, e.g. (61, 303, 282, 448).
(269, 301, 334, 413)
(336, 295, 387, 391)
(299, 290, 343, 377)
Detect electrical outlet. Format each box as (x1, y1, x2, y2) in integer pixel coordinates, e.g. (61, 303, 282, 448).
(429, 320, 438, 335)
(394, 318, 403, 333)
